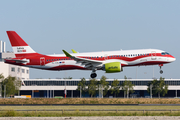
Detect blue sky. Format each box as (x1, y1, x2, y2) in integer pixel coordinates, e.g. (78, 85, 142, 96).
(0, 1, 179, 79)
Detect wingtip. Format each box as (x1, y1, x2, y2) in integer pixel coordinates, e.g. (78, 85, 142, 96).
(71, 49, 77, 53)
(62, 50, 72, 57)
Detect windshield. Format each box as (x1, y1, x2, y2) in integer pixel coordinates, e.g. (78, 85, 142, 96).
(161, 52, 170, 55)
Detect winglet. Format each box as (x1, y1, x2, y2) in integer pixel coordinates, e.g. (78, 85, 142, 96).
(71, 49, 77, 53)
(62, 50, 72, 57)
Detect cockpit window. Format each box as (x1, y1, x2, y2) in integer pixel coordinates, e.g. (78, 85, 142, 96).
(165, 52, 170, 55)
(161, 52, 170, 55)
(161, 52, 165, 55)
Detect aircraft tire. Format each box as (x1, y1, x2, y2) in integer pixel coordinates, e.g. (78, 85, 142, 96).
(90, 73, 97, 78)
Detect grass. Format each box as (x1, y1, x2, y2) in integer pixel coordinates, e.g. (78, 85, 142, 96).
(0, 110, 180, 117)
(0, 98, 180, 117)
(1, 98, 180, 104)
(0, 106, 180, 117)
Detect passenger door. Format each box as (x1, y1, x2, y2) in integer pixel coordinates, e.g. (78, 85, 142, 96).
(40, 57, 45, 66)
(151, 51, 156, 60)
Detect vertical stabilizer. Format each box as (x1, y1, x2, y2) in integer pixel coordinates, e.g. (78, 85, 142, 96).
(6, 31, 39, 57)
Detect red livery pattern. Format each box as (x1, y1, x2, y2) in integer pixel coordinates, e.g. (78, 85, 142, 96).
(4, 31, 176, 78)
(7, 31, 28, 47)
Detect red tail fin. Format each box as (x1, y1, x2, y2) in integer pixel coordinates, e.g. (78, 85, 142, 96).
(7, 31, 28, 47)
(6, 31, 40, 57)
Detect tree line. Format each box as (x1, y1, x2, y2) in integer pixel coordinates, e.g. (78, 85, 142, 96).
(77, 76, 169, 98)
(0, 73, 169, 98)
(0, 74, 21, 97)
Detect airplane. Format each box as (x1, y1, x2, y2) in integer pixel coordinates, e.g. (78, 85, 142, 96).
(4, 31, 176, 78)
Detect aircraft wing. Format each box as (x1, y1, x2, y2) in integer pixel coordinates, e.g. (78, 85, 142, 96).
(62, 50, 103, 69)
(71, 49, 78, 53)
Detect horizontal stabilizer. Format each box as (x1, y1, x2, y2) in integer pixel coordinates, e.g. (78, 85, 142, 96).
(5, 58, 29, 63)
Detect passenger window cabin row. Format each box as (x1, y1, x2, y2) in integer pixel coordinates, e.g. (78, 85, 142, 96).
(46, 52, 169, 62)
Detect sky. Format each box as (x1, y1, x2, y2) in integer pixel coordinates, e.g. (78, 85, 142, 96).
(0, 0, 180, 79)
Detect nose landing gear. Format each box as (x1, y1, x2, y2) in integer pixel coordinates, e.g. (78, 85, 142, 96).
(160, 69, 163, 74)
(159, 64, 163, 74)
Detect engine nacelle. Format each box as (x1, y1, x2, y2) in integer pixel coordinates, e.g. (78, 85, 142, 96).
(102, 62, 122, 73)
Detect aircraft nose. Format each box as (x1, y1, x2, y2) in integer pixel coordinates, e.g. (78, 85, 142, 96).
(168, 57, 176, 62)
(173, 57, 176, 61)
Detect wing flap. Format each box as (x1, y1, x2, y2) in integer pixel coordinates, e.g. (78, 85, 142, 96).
(62, 50, 103, 69)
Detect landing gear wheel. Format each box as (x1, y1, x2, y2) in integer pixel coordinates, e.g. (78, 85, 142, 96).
(90, 73, 97, 78)
(160, 70, 163, 74)
(159, 64, 164, 74)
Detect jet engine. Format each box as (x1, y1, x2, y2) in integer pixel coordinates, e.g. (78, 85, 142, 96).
(102, 62, 122, 73)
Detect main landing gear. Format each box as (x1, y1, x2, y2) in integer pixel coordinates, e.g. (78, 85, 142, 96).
(90, 73, 97, 78)
(90, 69, 97, 78)
(159, 64, 163, 74)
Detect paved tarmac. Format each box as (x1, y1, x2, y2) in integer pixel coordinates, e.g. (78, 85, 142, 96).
(0, 117, 180, 120)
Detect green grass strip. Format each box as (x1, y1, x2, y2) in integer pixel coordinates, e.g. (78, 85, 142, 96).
(1, 111, 180, 117)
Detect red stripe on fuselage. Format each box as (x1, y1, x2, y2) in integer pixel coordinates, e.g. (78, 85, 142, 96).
(15, 53, 42, 58)
(15, 53, 174, 65)
(124, 61, 170, 67)
(5, 52, 174, 70)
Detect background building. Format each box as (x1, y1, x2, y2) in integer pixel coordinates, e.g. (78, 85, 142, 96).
(0, 41, 29, 80)
(20, 78, 180, 98)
